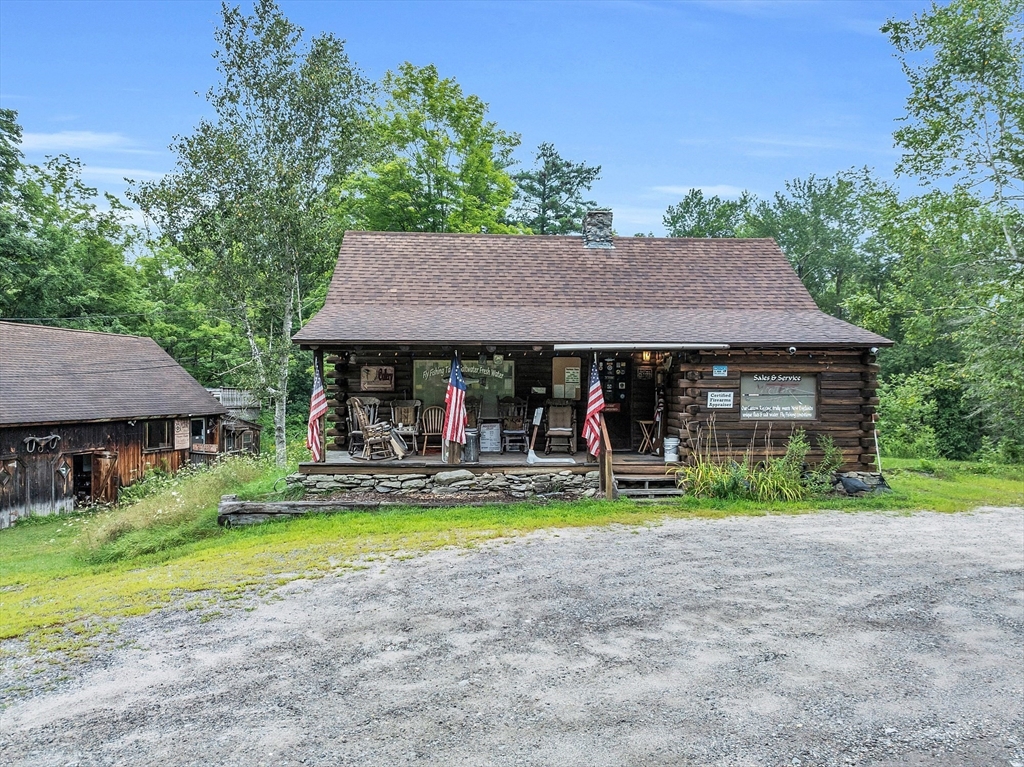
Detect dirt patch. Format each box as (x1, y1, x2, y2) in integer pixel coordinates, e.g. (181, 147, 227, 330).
(2, 508, 1022, 766)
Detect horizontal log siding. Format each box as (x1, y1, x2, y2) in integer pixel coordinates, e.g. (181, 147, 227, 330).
(665, 349, 878, 471)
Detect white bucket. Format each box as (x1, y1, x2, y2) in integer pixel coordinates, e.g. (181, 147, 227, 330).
(663, 436, 680, 463)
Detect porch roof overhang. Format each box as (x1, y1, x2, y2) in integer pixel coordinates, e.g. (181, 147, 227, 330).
(292, 307, 892, 350)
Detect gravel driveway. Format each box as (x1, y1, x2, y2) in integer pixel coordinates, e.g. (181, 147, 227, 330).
(2, 508, 1022, 767)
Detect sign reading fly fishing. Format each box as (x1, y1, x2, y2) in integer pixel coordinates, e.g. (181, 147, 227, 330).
(740, 374, 817, 420)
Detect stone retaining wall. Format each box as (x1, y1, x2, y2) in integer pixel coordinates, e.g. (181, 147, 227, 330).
(287, 469, 601, 499)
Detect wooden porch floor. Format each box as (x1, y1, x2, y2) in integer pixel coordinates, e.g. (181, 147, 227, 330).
(299, 450, 670, 476)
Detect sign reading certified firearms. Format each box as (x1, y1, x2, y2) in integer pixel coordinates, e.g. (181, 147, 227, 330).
(740, 374, 816, 419)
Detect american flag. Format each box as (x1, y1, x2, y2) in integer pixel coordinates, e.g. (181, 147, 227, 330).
(306, 361, 328, 462)
(442, 355, 467, 445)
(581, 359, 606, 457)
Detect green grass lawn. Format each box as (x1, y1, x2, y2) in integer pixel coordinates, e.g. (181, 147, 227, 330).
(1, 456, 1020, 650)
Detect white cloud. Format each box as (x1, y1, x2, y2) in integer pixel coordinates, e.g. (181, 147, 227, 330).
(20, 130, 153, 154)
(80, 166, 165, 183)
(738, 135, 897, 156)
(651, 184, 747, 198)
(609, 205, 665, 234)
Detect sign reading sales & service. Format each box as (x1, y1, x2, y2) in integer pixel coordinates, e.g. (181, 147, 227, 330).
(739, 374, 816, 420)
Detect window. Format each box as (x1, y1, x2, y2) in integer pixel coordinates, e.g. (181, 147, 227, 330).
(144, 420, 174, 450)
(740, 374, 816, 420)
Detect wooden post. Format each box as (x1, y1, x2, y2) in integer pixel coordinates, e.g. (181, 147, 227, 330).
(599, 413, 615, 500)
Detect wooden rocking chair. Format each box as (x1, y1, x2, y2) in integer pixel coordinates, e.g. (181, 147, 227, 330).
(346, 396, 380, 456)
(349, 397, 395, 460)
(544, 398, 577, 454)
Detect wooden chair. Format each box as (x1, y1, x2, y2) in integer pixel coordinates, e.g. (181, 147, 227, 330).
(544, 398, 577, 454)
(346, 396, 380, 456)
(420, 405, 446, 455)
(390, 399, 422, 453)
(499, 396, 529, 453)
(349, 397, 395, 460)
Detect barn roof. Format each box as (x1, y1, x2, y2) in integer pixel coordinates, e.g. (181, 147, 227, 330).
(293, 231, 891, 347)
(0, 322, 227, 427)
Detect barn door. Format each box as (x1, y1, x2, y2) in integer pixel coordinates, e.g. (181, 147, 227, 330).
(93, 453, 118, 504)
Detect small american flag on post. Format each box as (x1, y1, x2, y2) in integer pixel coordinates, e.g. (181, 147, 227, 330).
(306, 361, 328, 462)
(442, 354, 468, 446)
(582, 357, 606, 457)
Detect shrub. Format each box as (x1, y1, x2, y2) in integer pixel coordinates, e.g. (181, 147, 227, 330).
(672, 426, 841, 502)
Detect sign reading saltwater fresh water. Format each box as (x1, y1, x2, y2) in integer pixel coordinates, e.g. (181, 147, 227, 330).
(413, 359, 515, 417)
(740, 374, 816, 419)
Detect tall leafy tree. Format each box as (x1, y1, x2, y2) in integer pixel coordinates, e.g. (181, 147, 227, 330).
(1, 110, 147, 331)
(880, 0, 1024, 449)
(740, 173, 887, 318)
(663, 188, 752, 238)
(510, 142, 601, 234)
(883, 0, 1024, 262)
(132, 0, 370, 465)
(341, 63, 520, 233)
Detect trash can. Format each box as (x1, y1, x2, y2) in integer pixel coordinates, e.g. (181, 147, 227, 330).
(463, 428, 480, 463)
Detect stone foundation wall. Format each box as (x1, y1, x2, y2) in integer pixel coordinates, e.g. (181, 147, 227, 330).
(287, 469, 601, 499)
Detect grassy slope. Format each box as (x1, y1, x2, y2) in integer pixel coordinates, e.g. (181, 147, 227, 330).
(1, 457, 1021, 646)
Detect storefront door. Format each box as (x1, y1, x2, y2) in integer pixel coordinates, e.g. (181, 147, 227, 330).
(598, 356, 632, 451)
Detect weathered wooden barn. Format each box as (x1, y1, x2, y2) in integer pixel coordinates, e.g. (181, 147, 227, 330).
(291, 210, 891, 496)
(0, 322, 255, 527)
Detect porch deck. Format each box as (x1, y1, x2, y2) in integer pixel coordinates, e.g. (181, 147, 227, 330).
(299, 450, 669, 476)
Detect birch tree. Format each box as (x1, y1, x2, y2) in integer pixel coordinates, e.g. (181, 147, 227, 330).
(132, 0, 370, 465)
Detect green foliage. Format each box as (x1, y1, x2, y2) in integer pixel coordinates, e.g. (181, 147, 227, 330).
(86, 455, 275, 563)
(510, 142, 601, 234)
(877, 372, 940, 458)
(672, 427, 845, 502)
(740, 171, 889, 318)
(341, 62, 520, 233)
(131, 0, 369, 465)
(663, 188, 752, 238)
(883, 0, 1023, 236)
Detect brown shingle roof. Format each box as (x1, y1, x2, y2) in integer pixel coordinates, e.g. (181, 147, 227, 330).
(0, 323, 227, 426)
(293, 232, 891, 347)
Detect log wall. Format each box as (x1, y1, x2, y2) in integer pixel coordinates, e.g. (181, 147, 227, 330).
(664, 348, 879, 471)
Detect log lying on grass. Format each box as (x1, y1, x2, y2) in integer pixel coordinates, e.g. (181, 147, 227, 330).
(217, 494, 508, 527)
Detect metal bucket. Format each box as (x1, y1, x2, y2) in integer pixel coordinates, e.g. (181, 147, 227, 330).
(463, 428, 481, 463)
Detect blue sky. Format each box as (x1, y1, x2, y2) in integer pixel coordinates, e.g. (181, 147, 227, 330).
(0, 0, 920, 235)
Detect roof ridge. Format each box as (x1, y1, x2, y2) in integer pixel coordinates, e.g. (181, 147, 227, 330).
(343, 230, 778, 243)
(0, 321, 151, 341)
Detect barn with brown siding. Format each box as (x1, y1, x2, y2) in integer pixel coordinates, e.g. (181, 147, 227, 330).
(0, 322, 247, 527)
(292, 210, 891, 497)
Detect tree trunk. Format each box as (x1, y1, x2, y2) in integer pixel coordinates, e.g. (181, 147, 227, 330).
(273, 286, 295, 467)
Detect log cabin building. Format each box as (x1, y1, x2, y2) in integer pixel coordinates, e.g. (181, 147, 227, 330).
(292, 210, 891, 495)
(0, 322, 256, 527)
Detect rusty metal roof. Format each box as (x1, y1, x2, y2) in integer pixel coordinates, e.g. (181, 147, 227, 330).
(293, 231, 891, 347)
(0, 322, 227, 426)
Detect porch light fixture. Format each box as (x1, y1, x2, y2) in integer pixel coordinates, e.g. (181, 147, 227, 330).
(641, 350, 652, 363)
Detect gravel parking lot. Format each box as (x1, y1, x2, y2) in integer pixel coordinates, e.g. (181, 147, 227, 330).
(2, 507, 1022, 767)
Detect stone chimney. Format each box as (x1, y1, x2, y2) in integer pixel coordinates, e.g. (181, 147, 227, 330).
(582, 209, 614, 249)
